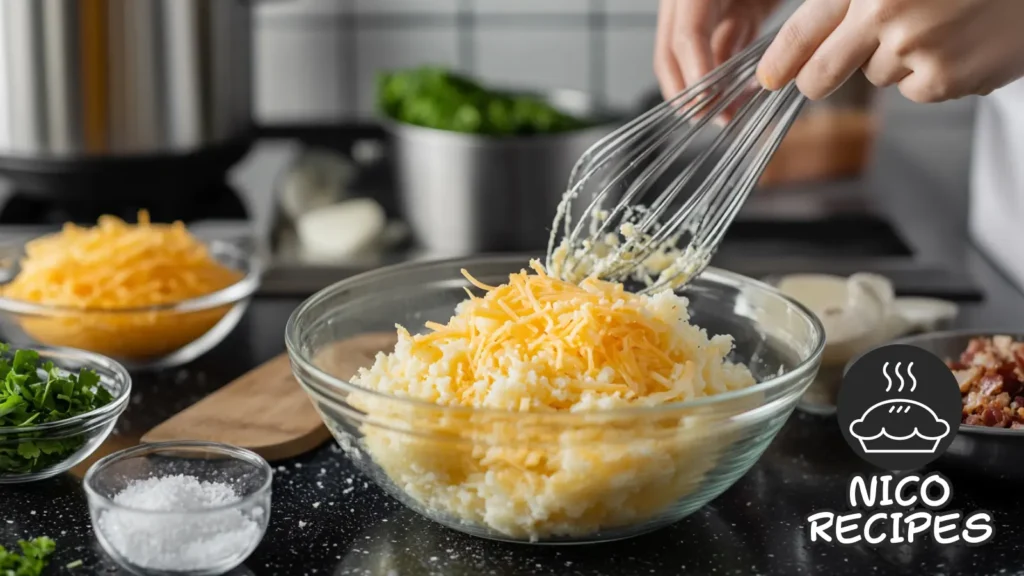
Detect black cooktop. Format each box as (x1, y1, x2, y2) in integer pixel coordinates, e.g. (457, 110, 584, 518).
(0, 181, 249, 226)
(257, 123, 984, 303)
(0, 122, 982, 303)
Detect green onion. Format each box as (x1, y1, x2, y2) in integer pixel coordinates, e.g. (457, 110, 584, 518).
(0, 343, 113, 474)
(377, 66, 591, 136)
(0, 536, 56, 575)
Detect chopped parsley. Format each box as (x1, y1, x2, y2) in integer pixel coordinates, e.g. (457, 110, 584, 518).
(0, 344, 113, 474)
(378, 66, 591, 136)
(0, 536, 55, 575)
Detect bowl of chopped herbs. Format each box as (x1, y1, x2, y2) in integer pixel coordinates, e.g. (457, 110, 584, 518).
(0, 343, 131, 483)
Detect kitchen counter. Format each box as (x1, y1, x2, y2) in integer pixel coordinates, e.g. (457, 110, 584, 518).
(5, 96, 1024, 575)
(3, 293, 1023, 576)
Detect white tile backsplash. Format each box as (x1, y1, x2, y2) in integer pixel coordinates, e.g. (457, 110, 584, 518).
(255, 25, 351, 122)
(353, 0, 458, 13)
(605, 27, 656, 109)
(355, 27, 461, 115)
(471, 0, 589, 14)
(253, 0, 669, 121)
(474, 28, 590, 93)
(258, 0, 348, 18)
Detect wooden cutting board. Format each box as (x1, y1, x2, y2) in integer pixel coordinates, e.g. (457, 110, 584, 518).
(142, 332, 398, 462)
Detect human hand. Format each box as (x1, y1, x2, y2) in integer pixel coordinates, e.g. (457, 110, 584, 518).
(654, 0, 781, 101)
(758, 0, 1024, 102)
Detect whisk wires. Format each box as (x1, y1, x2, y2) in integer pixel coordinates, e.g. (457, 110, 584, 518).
(546, 31, 806, 294)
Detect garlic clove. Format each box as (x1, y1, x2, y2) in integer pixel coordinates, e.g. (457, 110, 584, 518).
(296, 198, 386, 260)
(776, 272, 894, 367)
(893, 297, 960, 334)
(777, 274, 881, 342)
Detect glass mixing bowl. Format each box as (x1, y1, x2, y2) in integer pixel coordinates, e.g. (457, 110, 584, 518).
(286, 255, 824, 544)
(0, 239, 260, 370)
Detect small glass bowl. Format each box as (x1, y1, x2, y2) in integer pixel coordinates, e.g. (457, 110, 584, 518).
(84, 441, 272, 576)
(0, 346, 131, 484)
(0, 239, 260, 370)
(286, 255, 825, 544)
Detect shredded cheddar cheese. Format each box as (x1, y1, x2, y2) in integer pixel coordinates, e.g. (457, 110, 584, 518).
(2, 212, 243, 359)
(341, 260, 757, 541)
(4, 212, 240, 308)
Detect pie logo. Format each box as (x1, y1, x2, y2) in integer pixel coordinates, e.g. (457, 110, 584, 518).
(838, 344, 961, 470)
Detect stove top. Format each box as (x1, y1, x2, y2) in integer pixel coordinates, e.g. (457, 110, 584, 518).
(0, 180, 249, 226)
(0, 123, 982, 305)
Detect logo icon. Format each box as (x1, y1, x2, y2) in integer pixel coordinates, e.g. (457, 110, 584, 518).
(838, 345, 961, 470)
(849, 362, 951, 454)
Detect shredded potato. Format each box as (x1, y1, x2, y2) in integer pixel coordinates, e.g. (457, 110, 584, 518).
(339, 261, 758, 540)
(2, 212, 243, 359)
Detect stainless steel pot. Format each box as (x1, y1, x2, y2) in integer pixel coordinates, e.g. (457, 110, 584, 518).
(0, 0, 252, 159)
(389, 90, 620, 255)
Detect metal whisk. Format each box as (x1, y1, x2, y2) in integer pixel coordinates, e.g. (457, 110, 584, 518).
(546, 32, 806, 294)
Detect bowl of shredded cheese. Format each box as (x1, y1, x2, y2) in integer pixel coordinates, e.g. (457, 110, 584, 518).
(286, 255, 824, 543)
(0, 212, 260, 369)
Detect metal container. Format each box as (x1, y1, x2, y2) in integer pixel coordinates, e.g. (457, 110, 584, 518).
(0, 0, 267, 204)
(759, 72, 878, 187)
(887, 330, 1024, 480)
(0, 0, 252, 158)
(388, 90, 619, 255)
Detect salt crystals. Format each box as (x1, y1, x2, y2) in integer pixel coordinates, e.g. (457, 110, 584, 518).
(97, 474, 265, 572)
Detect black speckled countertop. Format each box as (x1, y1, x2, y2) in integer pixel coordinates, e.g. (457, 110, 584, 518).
(3, 293, 1024, 576)
(5, 114, 1024, 574)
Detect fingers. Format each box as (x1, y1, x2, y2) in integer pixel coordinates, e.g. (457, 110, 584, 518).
(757, 0, 852, 91)
(862, 48, 910, 87)
(671, 0, 718, 91)
(897, 55, 965, 104)
(897, 69, 947, 104)
(711, 19, 755, 122)
(795, 16, 878, 99)
(711, 19, 745, 68)
(734, 20, 759, 57)
(654, 0, 685, 100)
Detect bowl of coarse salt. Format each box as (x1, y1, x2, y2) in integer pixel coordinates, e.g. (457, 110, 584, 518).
(83, 441, 272, 576)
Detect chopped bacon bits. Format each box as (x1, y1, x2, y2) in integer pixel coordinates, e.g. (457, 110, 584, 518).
(950, 336, 1024, 428)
